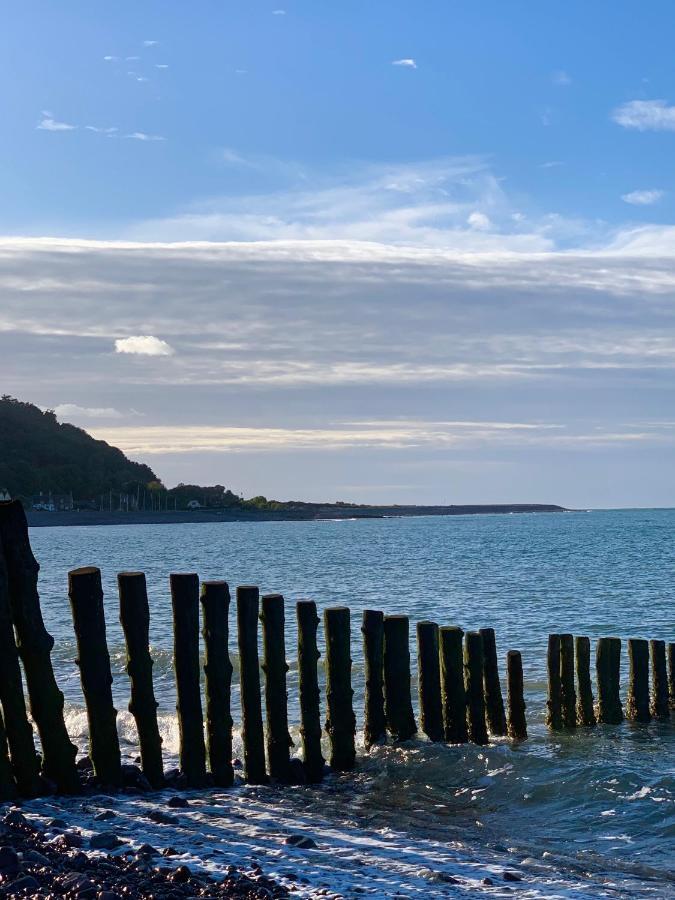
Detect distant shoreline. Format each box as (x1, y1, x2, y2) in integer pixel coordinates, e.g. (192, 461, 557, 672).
(26, 503, 567, 527)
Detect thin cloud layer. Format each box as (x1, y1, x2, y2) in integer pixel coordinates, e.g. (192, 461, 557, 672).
(612, 99, 675, 131)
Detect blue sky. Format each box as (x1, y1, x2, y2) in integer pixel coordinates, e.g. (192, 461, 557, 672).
(3, 1, 675, 507)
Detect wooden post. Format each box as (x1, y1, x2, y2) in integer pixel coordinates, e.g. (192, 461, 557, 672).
(479, 627, 507, 736)
(261, 594, 292, 782)
(0, 501, 79, 793)
(297, 600, 324, 782)
(0, 544, 41, 796)
(383, 615, 417, 741)
(362, 610, 386, 748)
(626, 638, 650, 723)
(669, 642, 675, 709)
(506, 650, 527, 740)
(200, 581, 234, 787)
(546, 634, 563, 730)
(559, 633, 577, 728)
(170, 573, 206, 786)
(439, 626, 467, 743)
(416, 621, 443, 742)
(68, 567, 121, 786)
(324, 607, 356, 771)
(0, 711, 16, 801)
(650, 639, 669, 720)
(574, 636, 596, 727)
(596, 637, 623, 724)
(236, 586, 267, 784)
(464, 631, 488, 745)
(118, 572, 164, 788)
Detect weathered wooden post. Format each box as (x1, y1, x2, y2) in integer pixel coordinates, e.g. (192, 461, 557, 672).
(626, 638, 650, 723)
(170, 573, 206, 786)
(506, 650, 527, 740)
(362, 610, 386, 748)
(297, 600, 324, 782)
(439, 626, 467, 743)
(464, 631, 488, 745)
(118, 572, 164, 788)
(324, 607, 356, 771)
(261, 594, 292, 782)
(650, 639, 669, 720)
(200, 581, 234, 787)
(68, 567, 121, 786)
(0, 501, 79, 793)
(559, 633, 577, 728)
(574, 636, 596, 726)
(479, 627, 507, 736)
(416, 621, 443, 742)
(237, 586, 267, 784)
(596, 637, 623, 724)
(0, 545, 41, 796)
(669, 642, 675, 709)
(546, 634, 563, 730)
(0, 712, 16, 801)
(383, 615, 417, 741)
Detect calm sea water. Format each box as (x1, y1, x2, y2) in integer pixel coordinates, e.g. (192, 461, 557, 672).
(30, 510, 675, 895)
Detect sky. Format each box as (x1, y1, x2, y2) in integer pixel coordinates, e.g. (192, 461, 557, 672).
(3, 1, 675, 508)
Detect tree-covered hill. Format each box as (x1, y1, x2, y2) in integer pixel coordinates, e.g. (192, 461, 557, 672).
(0, 396, 158, 499)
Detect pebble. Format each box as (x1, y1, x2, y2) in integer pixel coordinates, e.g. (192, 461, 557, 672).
(284, 835, 318, 849)
(167, 796, 189, 808)
(148, 809, 179, 825)
(94, 810, 117, 821)
(503, 870, 523, 882)
(90, 832, 123, 850)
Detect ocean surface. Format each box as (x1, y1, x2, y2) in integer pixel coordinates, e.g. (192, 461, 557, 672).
(26, 509, 675, 897)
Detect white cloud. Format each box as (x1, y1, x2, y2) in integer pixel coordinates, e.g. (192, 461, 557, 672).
(126, 55, 141, 61)
(621, 189, 664, 206)
(612, 99, 675, 131)
(124, 132, 166, 142)
(552, 70, 571, 86)
(103, 55, 119, 62)
(392, 58, 417, 68)
(467, 211, 492, 231)
(37, 114, 76, 132)
(85, 125, 118, 135)
(156, 64, 169, 69)
(272, 9, 286, 14)
(143, 40, 159, 46)
(54, 403, 124, 420)
(539, 161, 564, 169)
(114, 335, 174, 356)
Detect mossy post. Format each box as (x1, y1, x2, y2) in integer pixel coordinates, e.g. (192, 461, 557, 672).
(546, 633, 563, 730)
(200, 581, 234, 787)
(626, 638, 650, 723)
(439, 626, 467, 743)
(362, 610, 386, 748)
(479, 627, 507, 736)
(574, 636, 596, 727)
(506, 650, 527, 740)
(0, 711, 16, 801)
(68, 567, 121, 786)
(464, 631, 488, 745)
(559, 633, 577, 728)
(383, 615, 417, 741)
(416, 621, 443, 742)
(596, 637, 623, 724)
(650, 639, 669, 720)
(324, 607, 356, 771)
(170, 573, 207, 786)
(261, 594, 293, 782)
(237, 585, 267, 784)
(0, 544, 41, 796)
(0, 501, 79, 793)
(669, 642, 675, 709)
(297, 600, 324, 782)
(118, 572, 164, 788)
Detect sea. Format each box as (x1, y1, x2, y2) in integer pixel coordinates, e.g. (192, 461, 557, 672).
(20, 509, 675, 898)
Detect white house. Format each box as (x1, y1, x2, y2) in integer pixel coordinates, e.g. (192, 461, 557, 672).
(0, 488, 10, 502)
(187, 499, 202, 510)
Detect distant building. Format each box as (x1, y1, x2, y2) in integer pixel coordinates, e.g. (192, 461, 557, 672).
(0, 488, 10, 501)
(31, 492, 74, 512)
(187, 499, 202, 509)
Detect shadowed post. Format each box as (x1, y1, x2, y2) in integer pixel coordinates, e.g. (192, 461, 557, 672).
(506, 650, 527, 740)
(416, 621, 443, 742)
(237, 585, 267, 784)
(297, 600, 324, 782)
(170, 573, 206, 786)
(439, 626, 467, 743)
(574, 636, 596, 726)
(118, 572, 164, 788)
(324, 607, 356, 771)
(0, 711, 16, 800)
(480, 627, 507, 736)
(626, 638, 650, 723)
(261, 594, 293, 782)
(559, 633, 577, 728)
(362, 610, 386, 748)
(384, 615, 417, 741)
(464, 631, 488, 745)
(0, 501, 79, 793)
(596, 637, 623, 724)
(650, 640, 669, 720)
(69, 567, 121, 786)
(669, 643, 675, 709)
(200, 581, 234, 787)
(546, 634, 563, 730)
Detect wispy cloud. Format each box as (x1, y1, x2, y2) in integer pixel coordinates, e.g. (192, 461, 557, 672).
(126, 55, 141, 61)
(143, 40, 159, 46)
(539, 161, 564, 169)
(124, 132, 166, 142)
(552, 70, 571, 86)
(612, 99, 675, 131)
(272, 9, 286, 14)
(115, 335, 174, 356)
(85, 125, 118, 135)
(37, 112, 76, 132)
(54, 403, 124, 420)
(621, 189, 664, 206)
(155, 64, 169, 69)
(392, 58, 417, 69)
(103, 55, 119, 62)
